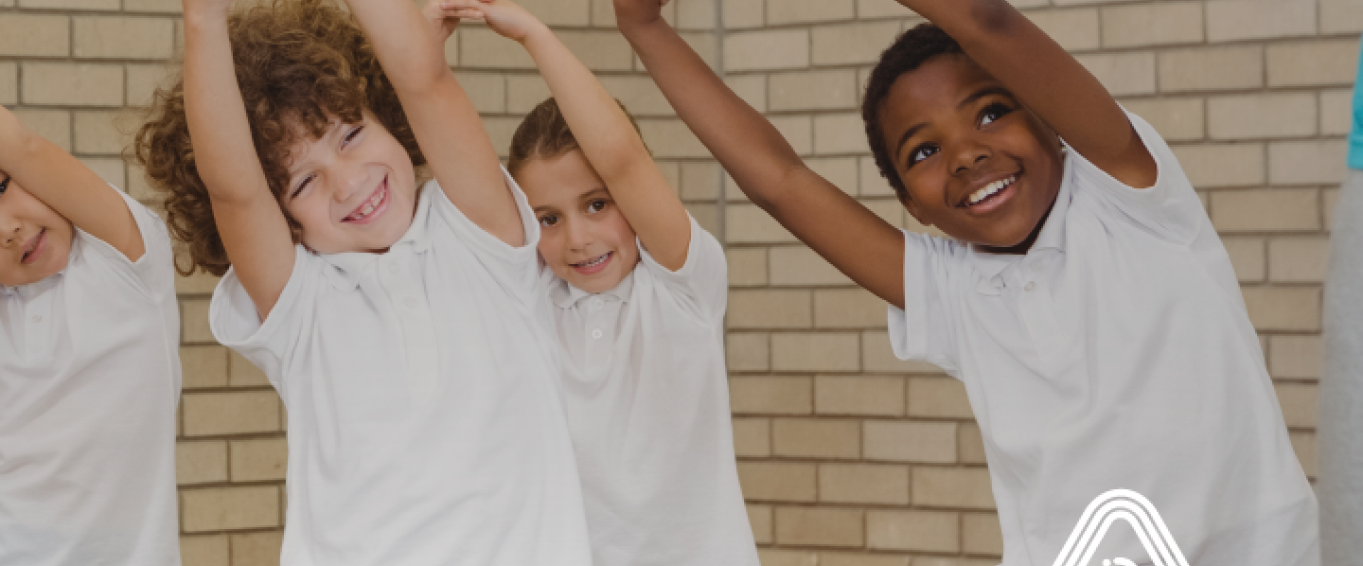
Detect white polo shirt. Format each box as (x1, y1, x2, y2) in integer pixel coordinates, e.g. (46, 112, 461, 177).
(0, 188, 181, 566)
(544, 217, 759, 566)
(889, 112, 1318, 566)
(211, 172, 591, 566)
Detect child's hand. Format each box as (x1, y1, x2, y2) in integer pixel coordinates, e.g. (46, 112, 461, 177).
(422, 0, 484, 45)
(613, 0, 669, 29)
(442, 0, 547, 43)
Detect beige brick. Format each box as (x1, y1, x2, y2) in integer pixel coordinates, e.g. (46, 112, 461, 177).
(730, 376, 813, 415)
(0, 14, 69, 57)
(80, 158, 125, 189)
(772, 418, 861, 458)
(487, 116, 522, 159)
(0, 62, 15, 105)
(768, 0, 853, 24)
(1101, 3, 1203, 49)
(1159, 46, 1263, 93)
(231, 438, 287, 482)
(1268, 39, 1360, 88)
(1223, 236, 1266, 283)
(810, 21, 903, 66)
(1270, 140, 1350, 186)
(1325, 188, 1340, 230)
(1076, 52, 1156, 97)
(819, 463, 910, 505)
(230, 531, 283, 566)
(1270, 335, 1322, 380)
(1025, 8, 1100, 52)
(639, 119, 709, 159)
(962, 512, 1004, 555)
(769, 70, 858, 112)
(673, 0, 714, 30)
(181, 345, 229, 389)
(22, 62, 123, 107)
(18, 0, 116, 8)
(596, 76, 673, 118)
(742, 505, 772, 547)
(734, 417, 772, 457)
(180, 298, 213, 343)
(1322, 89, 1354, 136)
(679, 31, 719, 71)
(729, 289, 812, 329)
(857, 0, 912, 18)
(867, 509, 958, 552)
(913, 467, 995, 509)
(864, 420, 956, 463)
(180, 534, 229, 566)
(124, 0, 181, 13)
(177, 440, 228, 485)
(74, 17, 175, 60)
(452, 72, 504, 114)
(1173, 143, 1265, 188)
(775, 507, 863, 547)
(861, 330, 945, 374)
(739, 462, 817, 502)
(727, 248, 768, 287)
(760, 549, 820, 566)
(1291, 429, 1317, 477)
(181, 486, 281, 532)
(819, 552, 911, 566)
(814, 112, 869, 155)
(127, 63, 174, 108)
(772, 332, 861, 372)
(815, 376, 905, 416)
(772, 114, 814, 156)
(1209, 93, 1316, 140)
(505, 74, 551, 114)
(728, 332, 771, 371)
(183, 391, 282, 436)
(174, 266, 220, 295)
(770, 246, 853, 286)
(725, 29, 809, 72)
(679, 161, 719, 200)
(1321, 0, 1363, 34)
(866, 198, 907, 230)
(1206, 0, 1316, 43)
(1275, 381, 1318, 429)
(908, 376, 974, 418)
(13, 109, 72, 152)
(1269, 237, 1328, 283)
(814, 288, 889, 329)
(1211, 189, 1319, 232)
(1242, 286, 1321, 332)
(227, 350, 270, 387)
(808, 158, 859, 196)
(73, 110, 130, 155)
(459, 27, 534, 68)
(726, 74, 767, 113)
(559, 31, 635, 72)
(1120, 97, 1204, 142)
(511, 0, 590, 26)
(959, 422, 987, 464)
(728, 204, 798, 244)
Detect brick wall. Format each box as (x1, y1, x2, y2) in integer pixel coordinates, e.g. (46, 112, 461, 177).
(0, 0, 1355, 564)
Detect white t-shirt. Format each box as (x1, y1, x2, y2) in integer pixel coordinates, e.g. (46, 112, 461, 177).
(889, 112, 1318, 566)
(211, 172, 591, 566)
(0, 188, 181, 566)
(543, 217, 759, 566)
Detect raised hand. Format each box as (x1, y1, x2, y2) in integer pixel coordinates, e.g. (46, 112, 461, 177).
(440, 0, 546, 43)
(422, 0, 484, 45)
(612, 0, 669, 30)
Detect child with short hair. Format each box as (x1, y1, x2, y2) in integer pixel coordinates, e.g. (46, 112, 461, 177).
(0, 107, 181, 564)
(615, 0, 1318, 564)
(422, 1, 758, 563)
(135, 0, 591, 562)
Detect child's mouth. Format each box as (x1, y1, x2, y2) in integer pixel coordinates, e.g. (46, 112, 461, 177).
(20, 229, 45, 265)
(570, 252, 612, 275)
(343, 177, 390, 224)
(960, 174, 1017, 212)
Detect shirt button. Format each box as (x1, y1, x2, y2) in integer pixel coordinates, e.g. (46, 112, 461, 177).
(591, 329, 603, 340)
(590, 299, 603, 309)
(1024, 281, 1036, 292)
(405, 297, 418, 308)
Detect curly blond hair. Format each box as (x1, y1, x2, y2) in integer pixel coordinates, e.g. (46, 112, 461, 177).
(133, 0, 424, 276)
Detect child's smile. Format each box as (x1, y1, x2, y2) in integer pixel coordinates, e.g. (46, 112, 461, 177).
(341, 175, 392, 224)
(0, 180, 73, 287)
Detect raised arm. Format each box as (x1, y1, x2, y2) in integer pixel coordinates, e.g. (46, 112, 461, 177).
(183, 0, 297, 317)
(901, 0, 1155, 188)
(614, 0, 905, 307)
(445, 0, 690, 268)
(342, 0, 523, 246)
(0, 108, 144, 261)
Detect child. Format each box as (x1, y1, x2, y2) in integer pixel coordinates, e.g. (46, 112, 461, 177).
(0, 107, 181, 564)
(423, 1, 758, 564)
(615, 0, 1319, 564)
(135, 0, 591, 563)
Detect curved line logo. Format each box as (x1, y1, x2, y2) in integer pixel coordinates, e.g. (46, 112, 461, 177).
(1051, 489, 1190, 566)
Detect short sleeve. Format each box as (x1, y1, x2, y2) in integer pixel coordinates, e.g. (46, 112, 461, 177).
(74, 187, 176, 300)
(427, 167, 542, 303)
(638, 215, 727, 322)
(1069, 110, 1207, 245)
(886, 231, 960, 376)
(209, 246, 319, 395)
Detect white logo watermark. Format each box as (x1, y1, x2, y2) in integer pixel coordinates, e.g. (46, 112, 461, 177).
(1051, 489, 1190, 566)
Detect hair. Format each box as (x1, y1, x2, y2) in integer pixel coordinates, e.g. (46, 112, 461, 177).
(861, 23, 964, 202)
(132, 0, 424, 276)
(507, 97, 647, 177)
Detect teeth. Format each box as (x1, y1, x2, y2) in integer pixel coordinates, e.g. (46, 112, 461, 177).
(350, 186, 385, 220)
(967, 176, 1015, 206)
(575, 253, 609, 268)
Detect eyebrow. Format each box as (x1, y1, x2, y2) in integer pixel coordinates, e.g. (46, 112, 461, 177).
(579, 187, 610, 200)
(892, 85, 1015, 163)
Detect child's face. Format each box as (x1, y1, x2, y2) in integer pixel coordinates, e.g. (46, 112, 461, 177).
(281, 111, 418, 255)
(878, 54, 1065, 250)
(0, 176, 74, 287)
(518, 150, 640, 294)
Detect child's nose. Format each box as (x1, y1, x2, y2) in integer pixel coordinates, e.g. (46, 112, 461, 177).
(566, 219, 594, 250)
(333, 160, 371, 203)
(950, 139, 992, 176)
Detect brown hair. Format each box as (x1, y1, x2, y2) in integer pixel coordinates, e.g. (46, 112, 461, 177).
(132, 0, 424, 276)
(507, 97, 646, 177)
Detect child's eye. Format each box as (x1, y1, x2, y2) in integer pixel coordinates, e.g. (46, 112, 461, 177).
(586, 199, 608, 213)
(538, 214, 559, 227)
(290, 174, 315, 199)
(979, 103, 1013, 127)
(908, 144, 939, 166)
(0, 175, 9, 196)
(342, 126, 364, 147)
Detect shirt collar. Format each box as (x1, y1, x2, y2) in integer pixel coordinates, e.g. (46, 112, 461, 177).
(966, 149, 1074, 294)
(321, 180, 437, 291)
(550, 270, 635, 309)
